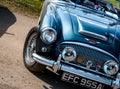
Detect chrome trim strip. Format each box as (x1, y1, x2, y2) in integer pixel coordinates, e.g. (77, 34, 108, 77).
(79, 30, 107, 41)
(32, 53, 113, 86)
(62, 61, 114, 78)
(33, 53, 54, 67)
(112, 73, 120, 89)
(78, 16, 108, 28)
(60, 41, 118, 63)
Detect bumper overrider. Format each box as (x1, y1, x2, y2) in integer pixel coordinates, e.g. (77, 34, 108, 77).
(32, 53, 120, 89)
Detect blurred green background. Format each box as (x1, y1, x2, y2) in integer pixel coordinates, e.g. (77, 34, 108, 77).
(106, 0, 118, 7)
(0, 0, 119, 16)
(0, 0, 44, 16)
(14, 0, 44, 12)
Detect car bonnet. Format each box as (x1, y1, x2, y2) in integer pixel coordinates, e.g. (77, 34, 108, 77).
(66, 5, 117, 45)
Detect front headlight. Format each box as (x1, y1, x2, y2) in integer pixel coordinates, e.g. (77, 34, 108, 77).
(41, 27, 57, 44)
(103, 60, 119, 75)
(62, 47, 77, 62)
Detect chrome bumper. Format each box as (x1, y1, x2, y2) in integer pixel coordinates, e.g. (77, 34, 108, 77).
(32, 53, 120, 89)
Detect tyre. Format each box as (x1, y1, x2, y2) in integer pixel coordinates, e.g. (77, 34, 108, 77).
(23, 26, 45, 72)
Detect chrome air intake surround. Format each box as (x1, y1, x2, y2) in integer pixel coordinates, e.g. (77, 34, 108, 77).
(58, 42, 118, 74)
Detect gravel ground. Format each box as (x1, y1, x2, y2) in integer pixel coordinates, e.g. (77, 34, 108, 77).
(0, 5, 84, 89)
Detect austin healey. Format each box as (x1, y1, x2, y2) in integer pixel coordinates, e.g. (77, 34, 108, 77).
(23, 0, 120, 89)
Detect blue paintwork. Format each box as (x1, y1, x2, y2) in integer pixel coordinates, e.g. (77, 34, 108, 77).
(38, 0, 120, 60)
(32, 0, 120, 88)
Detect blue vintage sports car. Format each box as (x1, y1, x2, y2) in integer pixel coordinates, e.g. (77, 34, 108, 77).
(23, 0, 120, 89)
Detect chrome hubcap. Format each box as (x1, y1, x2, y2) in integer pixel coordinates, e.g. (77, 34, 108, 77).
(25, 32, 37, 66)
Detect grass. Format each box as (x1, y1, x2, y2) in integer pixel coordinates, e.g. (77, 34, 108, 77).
(106, 0, 117, 6)
(15, 0, 43, 12)
(0, 0, 119, 17)
(0, 0, 44, 17)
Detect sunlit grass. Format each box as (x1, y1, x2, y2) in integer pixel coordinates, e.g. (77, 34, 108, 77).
(17, 0, 44, 12)
(0, 0, 120, 17)
(0, 0, 44, 16)
(105, 0, 118, 7)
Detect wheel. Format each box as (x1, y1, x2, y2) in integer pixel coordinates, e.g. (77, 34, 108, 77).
(23, 26, 45, 72)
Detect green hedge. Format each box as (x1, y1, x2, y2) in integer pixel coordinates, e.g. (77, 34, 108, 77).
(106, 0, 118, 7)
(16, 0, 44, 12)
(0, 0, 119, 16)
(0, 0, 44, 13)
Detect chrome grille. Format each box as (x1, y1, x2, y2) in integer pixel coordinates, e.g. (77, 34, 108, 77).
(58, 42, 116, 68)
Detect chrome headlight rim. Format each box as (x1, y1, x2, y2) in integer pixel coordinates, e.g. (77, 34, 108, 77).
(103, 60, 119, 75)
(40, 27, 57, 44)
(62, 47, 77, 62)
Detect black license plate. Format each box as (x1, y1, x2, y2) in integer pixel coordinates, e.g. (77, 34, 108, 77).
(61, 72, 104, 89)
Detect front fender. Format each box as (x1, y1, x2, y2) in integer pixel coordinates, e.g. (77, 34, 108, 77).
(38, 0, 74, 41)
(39, 0, 58, 31)
(113, 25, 120, 59)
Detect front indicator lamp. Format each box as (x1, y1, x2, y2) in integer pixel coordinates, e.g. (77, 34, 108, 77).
(103, 60, 119, 75)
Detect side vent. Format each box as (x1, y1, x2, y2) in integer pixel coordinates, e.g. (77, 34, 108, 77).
(79, 30, 108, 41)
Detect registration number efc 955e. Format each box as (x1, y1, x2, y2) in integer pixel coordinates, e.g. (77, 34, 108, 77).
(61, 72, 104, 89)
